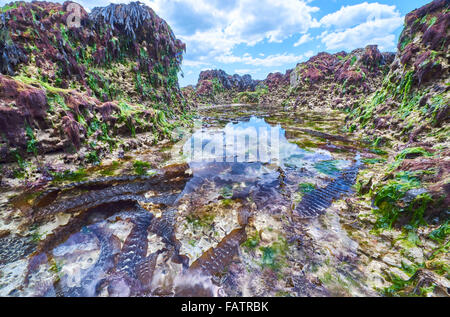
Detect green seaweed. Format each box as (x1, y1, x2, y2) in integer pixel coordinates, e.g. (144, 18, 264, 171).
(211, 78, 224, 94)
(86, 151, 100, 164)
(186, 214, 215, 229)
(362, 158, 387, 165)
(133, 160, 152, 175)
(372, 171, 432, 231)
(298, 183, 316, 194)
(11, 151, 27, 178)
(0, 3, 20, 12)
(25, 126, 38, 156)
(98, 161, 122, 176)
(259, 237, 288, 271)
(400, 36, 411, 51)
(220, 185, 234, 199)
(221, 199, 233, 207)
(381, 261, 442, 297)
(428, 16, 437, 28)
(237, 86, 268, 104)
(314, 160, 341, 176)
(389, 147, 433, 171)
(50, 169, 88, 184)
(429, 221, 449, 244)
(242, 233, 261, 250)
(31, 226, 45, 244)
(383, 272, 416, 297)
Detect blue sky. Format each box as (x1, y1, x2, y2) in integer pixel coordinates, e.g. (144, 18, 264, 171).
(1, 0, 432, 86)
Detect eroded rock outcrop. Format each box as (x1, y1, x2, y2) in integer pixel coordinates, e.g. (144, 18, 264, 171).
(184, 69, 261, 104)
(198, 69, 258, 92)
(0, 1, 187, 163)
(346, 0, 449, 140)
(282, 45, 394, 110)
(339, 1, 449, 295)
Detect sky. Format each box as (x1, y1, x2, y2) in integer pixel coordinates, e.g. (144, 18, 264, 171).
(1, 0, 432, 86)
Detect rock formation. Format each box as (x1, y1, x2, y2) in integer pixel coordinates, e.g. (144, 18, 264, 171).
(276, 45, 395, 109)
(344, 0, 449, 225)
(185, 45, 394, 107)
(346, 0, 449, 139)
(183, 69, 261, 104)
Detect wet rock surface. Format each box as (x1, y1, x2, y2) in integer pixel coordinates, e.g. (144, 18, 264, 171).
(1, 99, 448, 297)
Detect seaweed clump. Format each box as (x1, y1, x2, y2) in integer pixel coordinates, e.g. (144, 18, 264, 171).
(89, 2, 153, 39)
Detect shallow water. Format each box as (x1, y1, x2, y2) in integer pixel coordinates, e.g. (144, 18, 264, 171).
(0, 104, 377, 297)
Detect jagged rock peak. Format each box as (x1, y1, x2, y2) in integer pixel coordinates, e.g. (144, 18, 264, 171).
(197, 69, 259, 93)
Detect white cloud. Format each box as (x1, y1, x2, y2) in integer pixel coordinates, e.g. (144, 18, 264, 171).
(304, 50, 314, 59)
(143, 0, 320, 62)
(294, 34, 312, 47)
(320, 16, 403, 51)
(319, 2, 403, 51)
(320, 2, 401, 29)
(224, 0, 320, 44)
(182, 60, 211, 67)
(217, 52, 309, 67)
(235, 68, 261, 75)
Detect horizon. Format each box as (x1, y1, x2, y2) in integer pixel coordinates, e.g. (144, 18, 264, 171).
(0, 0, 432, 86)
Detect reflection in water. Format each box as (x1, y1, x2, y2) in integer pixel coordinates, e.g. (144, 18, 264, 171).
(183, 116, 336, 170)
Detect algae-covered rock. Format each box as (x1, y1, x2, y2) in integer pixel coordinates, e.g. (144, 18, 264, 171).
(345, 0, 449, 233)
(286, 46, 393, 111)
(347, 0, 449, 141)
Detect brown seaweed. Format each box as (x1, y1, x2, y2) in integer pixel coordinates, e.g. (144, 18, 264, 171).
(295, 161, 361, 218)
(115, 208, 153, 278)
(22, 165, 191, 292)
(135, 252, 161, 292)
(149, 208, 189, 268)
(31, 164, 190, 223)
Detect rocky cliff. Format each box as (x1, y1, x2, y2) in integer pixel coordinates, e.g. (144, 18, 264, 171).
(346, 0, 449, 141)
(335, 1, 449, 296)
(0, 1, 187, 165)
